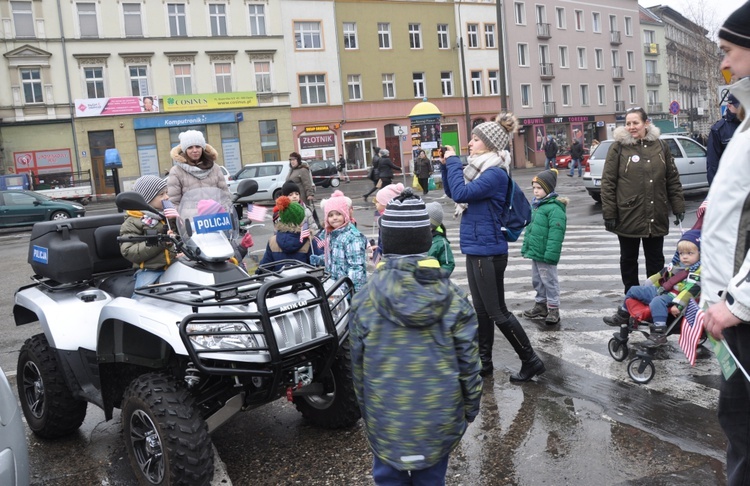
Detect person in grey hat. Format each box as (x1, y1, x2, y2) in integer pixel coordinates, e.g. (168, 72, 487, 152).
(707, 93, 742, 185)
(364, 148, 402, 200)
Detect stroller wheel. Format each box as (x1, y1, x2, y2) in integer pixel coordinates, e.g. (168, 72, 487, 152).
(608, 338, 628, 362)
(627, 358, 655, 384)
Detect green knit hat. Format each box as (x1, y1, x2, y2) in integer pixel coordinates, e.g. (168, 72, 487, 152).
(274, 196, 305, 226)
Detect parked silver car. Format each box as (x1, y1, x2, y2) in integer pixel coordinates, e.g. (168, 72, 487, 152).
(228, 161, 290, 203)
(0, 366, 30, 486)
(582, 134, 708, 203)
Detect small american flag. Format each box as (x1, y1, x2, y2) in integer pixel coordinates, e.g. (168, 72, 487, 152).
(162, 200, 179, 219)
(314, 235, 326, 249)
(246, 204, 267, 222)
(299, 221, 310, 243)
(679, 299, 705, 366)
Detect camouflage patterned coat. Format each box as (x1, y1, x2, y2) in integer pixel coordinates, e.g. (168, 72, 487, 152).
(349, 256, 482, 471)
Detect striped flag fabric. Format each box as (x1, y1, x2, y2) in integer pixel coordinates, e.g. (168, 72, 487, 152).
(299, 221, 310, 243)
(162, 200, 179, 219)
(679, 299, 705, 366)
(246, 204, 267, 222)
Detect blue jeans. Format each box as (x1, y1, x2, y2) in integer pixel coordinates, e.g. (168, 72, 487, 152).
(624, 285, 672, 325)
(569, 158, 583, 176)
(132, 269, 164, 297)
(545, 157, 556, 170)
(372, 454, 450, 486)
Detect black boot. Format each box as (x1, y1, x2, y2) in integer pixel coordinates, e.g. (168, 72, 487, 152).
(477, 315, 495, 377)
(497, 314, 546, 382)
(603, 307, 630, 327)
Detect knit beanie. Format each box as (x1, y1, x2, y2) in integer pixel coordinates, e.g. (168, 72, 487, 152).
(533, 169, 558, 195)
(719, 1, 750, 49)
(380, 188, 432, 255)
(322, 190, 352, 231)
(282, 181, 301, 197)
(380, 148, 390, 157)
(179, 130, 206, 153)
(133, 175, 167, 203)
(197, 199, 226, 215)
(472, 112, 518, 152)
(426, 201, 444, 228)
(678, 229, 701, 252)
(274, 196, 305, 226)
(375, 183, 405, 206)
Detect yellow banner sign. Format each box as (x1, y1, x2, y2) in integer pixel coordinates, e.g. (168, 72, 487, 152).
(162, 92, 258, 112)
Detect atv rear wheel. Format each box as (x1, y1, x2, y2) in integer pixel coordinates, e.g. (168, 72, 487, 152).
(293, 341, 361, 429)
(122, 373, 213, 486)
(17, 333, 87, 438)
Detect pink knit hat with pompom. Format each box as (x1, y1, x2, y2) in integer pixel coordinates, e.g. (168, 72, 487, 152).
(321, 190, 352, 232)
(375, 183, 405, 207)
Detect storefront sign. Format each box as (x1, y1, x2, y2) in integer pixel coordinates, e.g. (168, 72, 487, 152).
(137, 145, 160, 176)
(300, 133, 334, 149)
(13, 149, 73, 173)
(222, 138, 242, 174)
(133, 112, 237, 130)
(161, 92, 258, 113)
(519, 115, 595, 126)
(75, 96, 160, 117)
(305, 125, 331, 132)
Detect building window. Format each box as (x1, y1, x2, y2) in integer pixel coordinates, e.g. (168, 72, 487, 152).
(248, 4, 266, 36)
(518, 43, 529, 66)
(643, 29, 655, 44)
(378, 23, 391, 49)
(542, 84, 553, 103)
(594, 49, 603, 70)
(485, 24, 496, 48)
(168, 3, 187, 37)
(437, 24, 450, 49)
(609, 15, 617, 33)
(592, 12, 601, 33)
(129, 65, 149, 96)
(556, 7, 565, 29)
(122, 3, 143, 37)
(440, 71, 453, 96)
(647, 89, 659, 104)
(409, 23, 422, 49)
(536, 5, 546, 24)
(539, 44, 550, 65)
(580, 84, 589, 106)
(84, 67, 105, 98)
(299, 74, 326, 105)
(254, 61, 271, 92)
(624, 17, 633, 36)
(382, 73, 395, 99)
(574, 10, 584, 31)
(577, 47, 587, 68)
(626, 51, 634, 70)
(214, 62, 232, 93)
(520, 84, 531, 107)
(174, 64, 192, 94)
(597, 84, 606, 105)
(629, 85, 636, 104)
(471, 71, 482, 96)
(259, 120, 280, 162)
(611, 50, 620, 68)
(343, 22, 357, 49)
(488, 70, 498, 95)
(21, 68, 43, 103)
(562, 84, 571, 106)
(559, 46, 568, 68)
(614, 85, 622, 105)
(11, 1, 34, 38)
(514, 2, 525, 25)
(347, 74, 362, 101)
(295, 22, 322, 49)
(412, 72, 425, 98)
(467, 24, 479, 48)
(77, 2, 99, 38)
(209, 3, 227, 37)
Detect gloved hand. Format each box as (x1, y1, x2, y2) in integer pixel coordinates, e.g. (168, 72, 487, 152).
(674, 213, 685, 225)
(604, 219, 617, 232)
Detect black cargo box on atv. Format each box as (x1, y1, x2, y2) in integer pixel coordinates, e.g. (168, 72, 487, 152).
(28, 213, 131, 283)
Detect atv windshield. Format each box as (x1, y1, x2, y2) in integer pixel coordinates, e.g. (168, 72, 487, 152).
(175, 187, 238, 262)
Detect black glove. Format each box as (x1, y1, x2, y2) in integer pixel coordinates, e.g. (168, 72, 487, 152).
(604, 219, 617, 232)
(674, 213, 685, 225)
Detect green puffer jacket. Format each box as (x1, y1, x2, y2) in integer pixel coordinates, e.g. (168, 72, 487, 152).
(119, 211, 176, 270)
(601, 125, 685, 238)
(521, 195, 568, 265)
(349, 256, 482, 471)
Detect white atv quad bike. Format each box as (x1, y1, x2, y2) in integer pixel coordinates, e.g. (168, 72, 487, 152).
(13, 180, 360, 485)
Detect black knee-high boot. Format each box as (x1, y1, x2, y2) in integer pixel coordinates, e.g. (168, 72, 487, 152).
(477, 314, 495, 377)
(496, 314, 545, 382)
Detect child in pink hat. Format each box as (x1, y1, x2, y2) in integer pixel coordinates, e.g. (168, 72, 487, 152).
(321, 190, 367, 291)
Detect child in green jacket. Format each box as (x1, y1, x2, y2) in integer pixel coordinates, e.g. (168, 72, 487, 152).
(426, 202, 455, 275)
(520, 169, 568, 325)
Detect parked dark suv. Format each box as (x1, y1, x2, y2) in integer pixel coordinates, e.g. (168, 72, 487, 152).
(306, 159, 341, 188)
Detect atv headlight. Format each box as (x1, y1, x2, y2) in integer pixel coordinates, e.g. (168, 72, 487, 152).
(186, 321, 264, 350)
(328, 288, 349, 324)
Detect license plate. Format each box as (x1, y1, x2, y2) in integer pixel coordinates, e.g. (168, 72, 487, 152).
(594, 179, 601, 186)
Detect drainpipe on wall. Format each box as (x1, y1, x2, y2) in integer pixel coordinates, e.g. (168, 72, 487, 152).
(57, 0, 81, 172)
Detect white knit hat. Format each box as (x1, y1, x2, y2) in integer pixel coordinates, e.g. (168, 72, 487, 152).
(179, 130, 206, 152)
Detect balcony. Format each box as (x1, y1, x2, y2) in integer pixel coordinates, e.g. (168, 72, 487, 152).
(646, 73, 661, 85)
(536, 23, 551, 39)
(542, 102, 556, 115)
(610, 31, 621, 45)
(648, 102, 663, 113)
(540, 63, 554, 79)
(614, 101, 626, 112)
(644, 43, 659, 55)
(612, 66, 624, 80)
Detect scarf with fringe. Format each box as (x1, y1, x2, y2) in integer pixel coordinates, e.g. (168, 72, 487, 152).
(455, 151, 511, 216)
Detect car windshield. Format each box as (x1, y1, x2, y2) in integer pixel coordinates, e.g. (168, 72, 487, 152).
(590, 141, 612, 159)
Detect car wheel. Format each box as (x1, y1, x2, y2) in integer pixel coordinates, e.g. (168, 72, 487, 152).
(50, 211, 70, 221)
(122, 373, 213, 486)
(588, 192, 602, 203)
(17, 334, 87, 438)
(330, 178, 341, 188)
(272, 188, 282, 201)
(321, 181, 331, 188)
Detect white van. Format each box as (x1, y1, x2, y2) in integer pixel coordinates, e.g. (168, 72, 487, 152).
(228, 162, 290, 203)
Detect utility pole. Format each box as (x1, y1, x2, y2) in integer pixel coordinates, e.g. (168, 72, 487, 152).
(458, 36, 472, 144)
(496, 0, 508, 111)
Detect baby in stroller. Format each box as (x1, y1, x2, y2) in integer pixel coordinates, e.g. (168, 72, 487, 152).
(604, 230, 701, 344)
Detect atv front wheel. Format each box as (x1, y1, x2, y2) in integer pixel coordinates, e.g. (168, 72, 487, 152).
(17, 333, 87, 438)
(122, 373, 213, 486)
(293, 341, 361, 429)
